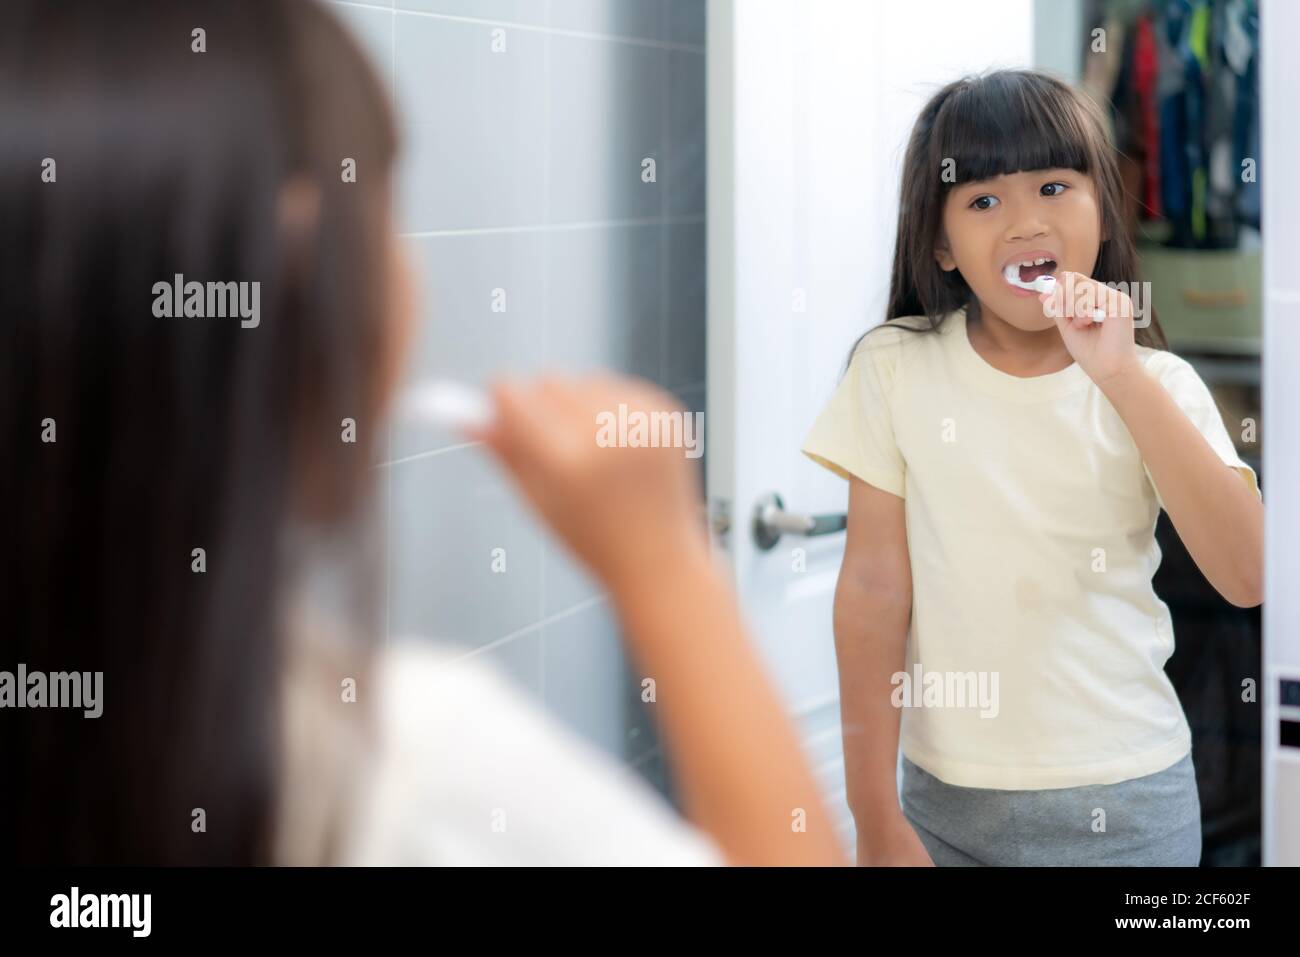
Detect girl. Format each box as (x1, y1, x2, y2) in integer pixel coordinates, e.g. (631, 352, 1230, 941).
(0, 0, 843, 866)
(802, 70, 1263, 867)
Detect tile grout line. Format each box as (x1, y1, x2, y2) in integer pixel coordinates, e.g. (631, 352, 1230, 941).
(373, 439, 483, 469)
(451, 594, 608, 663)
(385, 0, 396, 652)
(655, 12, 670, 776)
(399, 213, 704, 239)
(659, 24, 670, 388)
(333, 0, 706, 54)
(539, 0, 552, 708)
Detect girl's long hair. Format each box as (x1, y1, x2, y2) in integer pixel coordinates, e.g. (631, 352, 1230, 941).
(848, 69, 1167, 368)
(0, 0, 398, 864)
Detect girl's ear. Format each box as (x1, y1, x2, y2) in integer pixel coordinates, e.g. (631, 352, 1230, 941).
(277, 175, 322, 255)
(276, 175, 323, 303)
(934, 241, 956, 272)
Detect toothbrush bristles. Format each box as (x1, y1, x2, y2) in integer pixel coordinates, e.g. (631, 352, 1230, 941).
(400, 379, 494, 431)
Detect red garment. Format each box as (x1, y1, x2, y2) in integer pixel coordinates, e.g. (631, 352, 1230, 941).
(1133, 14, 1162, 219)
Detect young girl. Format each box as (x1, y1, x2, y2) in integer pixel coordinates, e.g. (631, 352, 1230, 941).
(0, 0, 843, 867)
(802, 70, 1263, 867)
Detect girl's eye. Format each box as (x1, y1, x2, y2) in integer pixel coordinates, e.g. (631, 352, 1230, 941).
(969, 195, 999, 210)
(1042, 182, 1069, 197)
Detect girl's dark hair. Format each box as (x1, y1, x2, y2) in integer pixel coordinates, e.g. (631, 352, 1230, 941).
(0, 0, 398, 863)
(848, 68, 1167, 367)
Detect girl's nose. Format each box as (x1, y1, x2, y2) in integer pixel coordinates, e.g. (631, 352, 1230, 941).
(1006, 221, 1050, 243)
(1002, 197, 1051, 243)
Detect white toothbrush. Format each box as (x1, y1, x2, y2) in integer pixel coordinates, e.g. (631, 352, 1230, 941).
(1003, 263, 1059, 295)
(398, 378, 495, 431)
(1003, 267, 1104, 322)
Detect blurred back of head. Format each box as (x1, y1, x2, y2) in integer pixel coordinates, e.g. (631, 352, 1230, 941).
(0, 0, 398, 864)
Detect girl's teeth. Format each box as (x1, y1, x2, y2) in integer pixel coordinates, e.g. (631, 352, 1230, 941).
(1003, 261, 1057, 291)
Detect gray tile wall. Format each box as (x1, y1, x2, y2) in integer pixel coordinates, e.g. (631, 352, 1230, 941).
(328, 0, 706, 792)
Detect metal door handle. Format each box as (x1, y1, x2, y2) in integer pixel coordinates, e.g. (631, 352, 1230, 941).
(752, 491, 847, 551)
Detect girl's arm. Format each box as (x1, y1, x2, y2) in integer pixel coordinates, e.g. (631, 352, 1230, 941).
(477, 375, 846, 866)
(835, 477, 933, 865)
(609, 541, 846, 866)
(1099, 363, 1263, 607)
(1043, 273, 1264, 608)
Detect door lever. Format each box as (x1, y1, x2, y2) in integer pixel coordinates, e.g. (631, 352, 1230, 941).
(751, 491, 847, 551)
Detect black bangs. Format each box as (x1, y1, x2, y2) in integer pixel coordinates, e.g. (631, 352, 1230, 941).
(931, 71, 1093, 186)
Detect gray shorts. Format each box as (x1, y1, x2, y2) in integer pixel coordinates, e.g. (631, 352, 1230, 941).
(900, 752, 1202, 866)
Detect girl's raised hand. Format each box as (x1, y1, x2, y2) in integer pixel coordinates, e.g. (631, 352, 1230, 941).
(1038, 271, 1141, 388)
(466, 374, 710, 597)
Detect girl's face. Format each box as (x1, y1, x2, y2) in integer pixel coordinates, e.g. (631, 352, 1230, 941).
(935, 168, 1102, 331)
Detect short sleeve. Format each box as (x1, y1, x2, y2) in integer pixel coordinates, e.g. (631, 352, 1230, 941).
(801, 328, 907, 498)
(340, 640, 727, 867)
(1140, 351, 1261, 511)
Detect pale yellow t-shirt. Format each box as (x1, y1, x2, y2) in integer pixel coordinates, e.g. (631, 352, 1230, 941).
(802, 305, 1260, 790)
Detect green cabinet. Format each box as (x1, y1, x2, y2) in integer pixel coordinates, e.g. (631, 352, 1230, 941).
(1136, 245, 1261, 355)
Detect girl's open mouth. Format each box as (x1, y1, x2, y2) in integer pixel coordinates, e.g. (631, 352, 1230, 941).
(1002, 256, 1058, 296)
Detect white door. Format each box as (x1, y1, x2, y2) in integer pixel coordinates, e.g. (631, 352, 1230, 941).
(1261, 0, 1300, 868)
(705, 0, 1035, 846)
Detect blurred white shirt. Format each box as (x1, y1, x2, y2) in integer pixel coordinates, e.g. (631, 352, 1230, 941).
(277, 629, 725, 866)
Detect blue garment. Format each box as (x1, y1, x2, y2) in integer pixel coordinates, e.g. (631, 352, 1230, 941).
(1154, 0, 1258, 246)
(1229, 0, 1260, 227)
(1158, 1, 1191, 237)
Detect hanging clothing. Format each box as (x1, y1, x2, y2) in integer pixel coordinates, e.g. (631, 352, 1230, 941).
(1098, 0, 1259, 249)
(1133, 14, 1162, 218)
